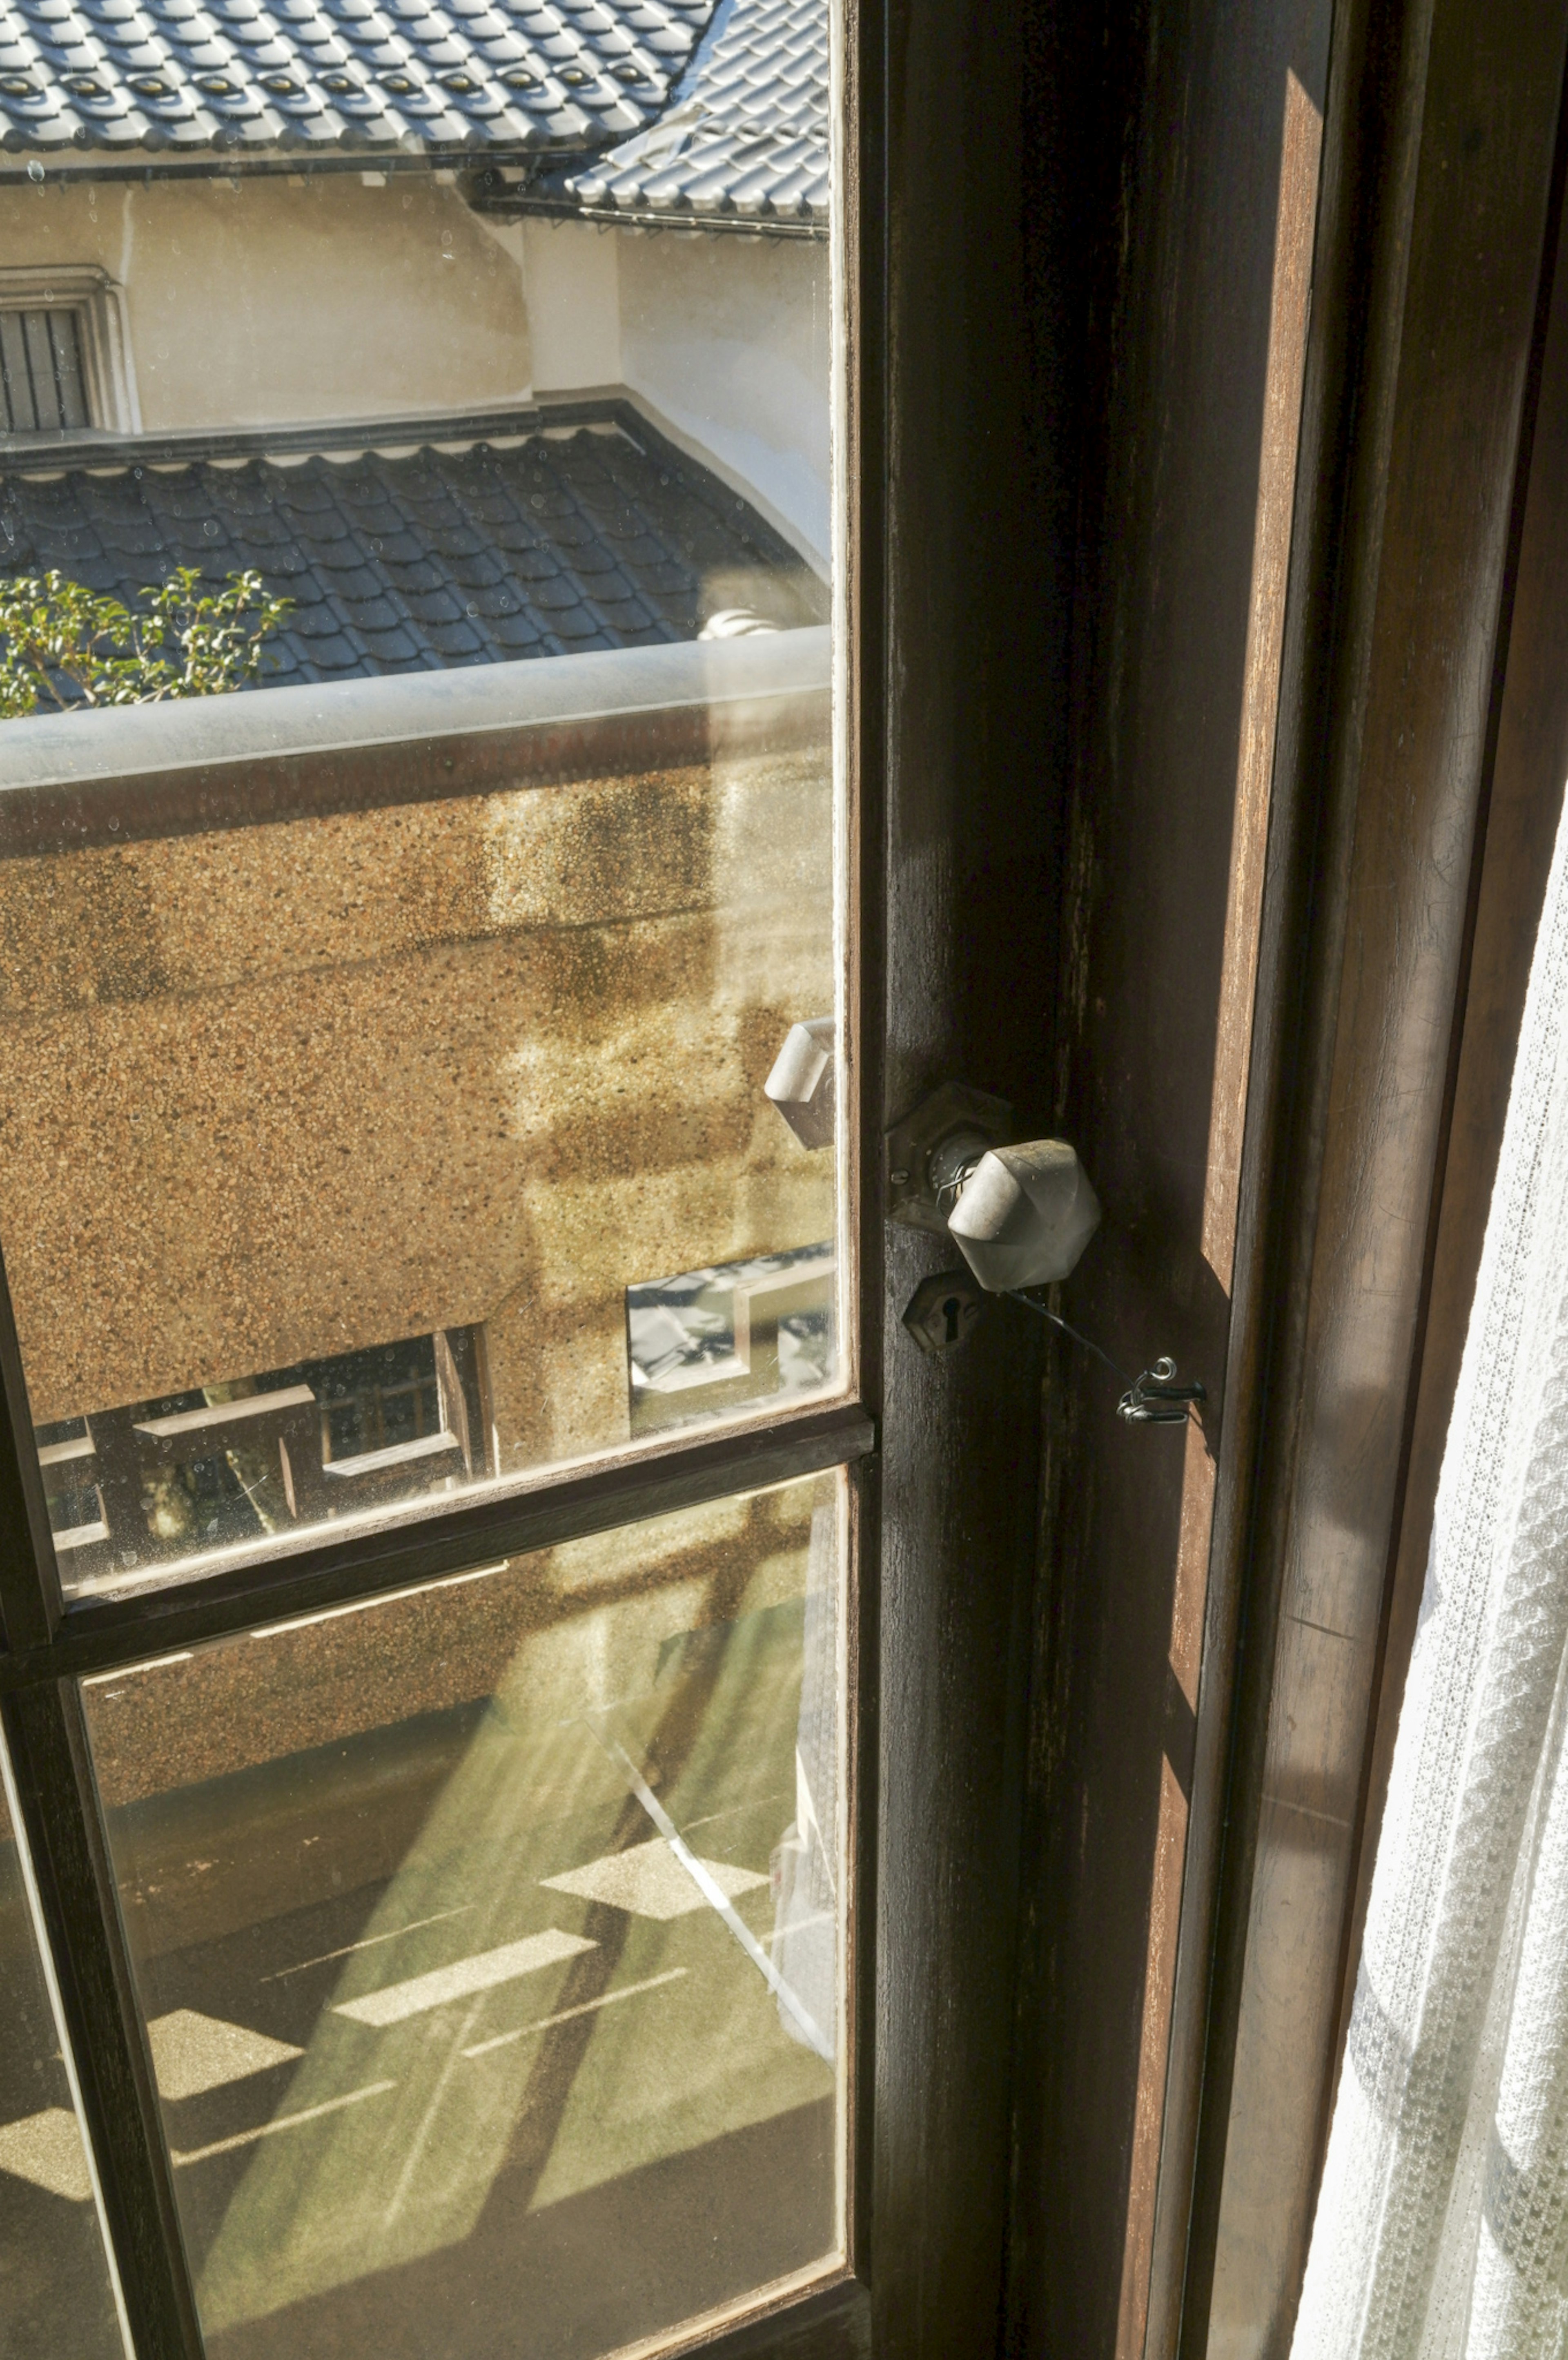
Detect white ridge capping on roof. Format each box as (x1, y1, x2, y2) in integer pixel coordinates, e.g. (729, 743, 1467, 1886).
(0, 622, 831, 796)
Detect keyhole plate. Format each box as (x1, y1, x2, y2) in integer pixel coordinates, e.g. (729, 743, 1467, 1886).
(902, 1269, 985, 1357)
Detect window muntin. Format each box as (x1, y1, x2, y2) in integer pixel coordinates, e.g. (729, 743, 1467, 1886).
(79, 1475, 847, 2358)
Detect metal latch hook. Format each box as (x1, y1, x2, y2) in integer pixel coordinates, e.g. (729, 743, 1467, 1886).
(1117, 1356, 1207, 1425)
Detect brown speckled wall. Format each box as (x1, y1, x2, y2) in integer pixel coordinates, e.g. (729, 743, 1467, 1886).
(0, 745, 833, 1470)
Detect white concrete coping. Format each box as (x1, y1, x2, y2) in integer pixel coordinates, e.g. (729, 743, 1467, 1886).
(0, 624, 833, 854)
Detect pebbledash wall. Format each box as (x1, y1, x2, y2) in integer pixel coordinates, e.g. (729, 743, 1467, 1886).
(0, 632, 835, 1476)
(0, 170, 831, 570)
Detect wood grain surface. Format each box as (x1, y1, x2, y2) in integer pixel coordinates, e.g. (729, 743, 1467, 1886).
(1187, 4, 1568, 2354)
(1004, 1, 1330, 2353)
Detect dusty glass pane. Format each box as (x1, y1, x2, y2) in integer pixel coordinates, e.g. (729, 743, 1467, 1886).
(0, 0, 841, 1601)
(0, 1744, 127, 2360)
(80, 1473, 846, 2359)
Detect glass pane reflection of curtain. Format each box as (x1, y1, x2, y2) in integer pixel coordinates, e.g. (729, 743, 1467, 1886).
(1294, 786, 1568, 2360)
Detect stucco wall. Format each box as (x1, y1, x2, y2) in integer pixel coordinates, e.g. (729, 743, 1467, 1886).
(0, 177, 828, 568)
(85, 1481, 821, 1815)
(0, 741, 834, 1475)
(0, 171, 531, 431)
(523, 219, 831, 571)
(618, 233, 831, 573)
(523, 215, 624, 395)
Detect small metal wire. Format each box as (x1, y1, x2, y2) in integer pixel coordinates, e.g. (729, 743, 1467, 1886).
(1007, 1291, 1134, 1385)
(934, 1157, 983, 1220)
(1007, 1290, 1205, 1429)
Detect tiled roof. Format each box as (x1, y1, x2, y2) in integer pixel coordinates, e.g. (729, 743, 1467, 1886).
(0, 0, 717, 158)
(532, 0, 827, 231)
(0, 412, 825, 683)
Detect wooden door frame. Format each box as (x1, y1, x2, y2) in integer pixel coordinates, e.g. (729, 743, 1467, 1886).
(1001, 0, 1568, 2355)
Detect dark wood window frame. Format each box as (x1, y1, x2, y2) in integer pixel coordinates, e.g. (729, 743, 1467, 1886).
(11, 0, 1556, 2351)
(0, 0, 1073, 2351)
(1005, 4, 1568, 2359)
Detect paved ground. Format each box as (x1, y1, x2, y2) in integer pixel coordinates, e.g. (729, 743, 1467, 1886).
(0, 1573, 841, 2359)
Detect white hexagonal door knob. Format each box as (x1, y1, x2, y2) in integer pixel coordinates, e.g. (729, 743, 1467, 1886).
(945, 1138, 1101, 1292)
(764, 1017, 835, 1150)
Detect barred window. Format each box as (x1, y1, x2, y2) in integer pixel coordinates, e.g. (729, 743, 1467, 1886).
(0, 306, 90, 435)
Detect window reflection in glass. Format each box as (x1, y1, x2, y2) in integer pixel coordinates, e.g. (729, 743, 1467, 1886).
(81, 1474, 846, 2359)
(0, 1742, 128, 2360)
(627, 1241, 835, 1437)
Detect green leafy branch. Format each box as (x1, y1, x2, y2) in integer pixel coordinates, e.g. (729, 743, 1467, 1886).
(0, 567, 292, 720)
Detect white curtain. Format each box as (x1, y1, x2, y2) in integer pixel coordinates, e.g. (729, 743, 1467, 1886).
(1293, 784, 1568, 2360)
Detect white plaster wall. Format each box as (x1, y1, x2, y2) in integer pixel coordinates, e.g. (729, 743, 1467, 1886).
(616, 232, 831, 572)
(1, 175, 829, 571)
(0, 172, 530, 432)
(522, 217, 622, 392)
(523, 219, 831, 571)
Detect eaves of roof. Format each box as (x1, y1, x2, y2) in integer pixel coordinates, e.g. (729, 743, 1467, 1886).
(0, 393, 641, 472)
(484, 0, 829, 239)
(0, 399, 827, 688)
(480, 185, 824, 237)
(0, 143, 521, 185)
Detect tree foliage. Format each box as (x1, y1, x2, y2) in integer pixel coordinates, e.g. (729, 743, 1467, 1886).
(0, 567, 292, 720)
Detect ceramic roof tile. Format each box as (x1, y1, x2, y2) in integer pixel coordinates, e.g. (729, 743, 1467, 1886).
(541, 0, 826, 230)
(0, 412, 824, 687)
(0, 0, 716, 154)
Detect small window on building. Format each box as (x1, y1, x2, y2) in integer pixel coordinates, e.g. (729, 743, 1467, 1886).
(309, 1333, 457, 1473)
(0, 271, 137, 438)
(33, 1324, 490, 1594)
(0, 307, 90, 435)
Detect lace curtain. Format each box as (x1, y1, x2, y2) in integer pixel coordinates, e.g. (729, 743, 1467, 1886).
(1293, 785, 1568, 2360)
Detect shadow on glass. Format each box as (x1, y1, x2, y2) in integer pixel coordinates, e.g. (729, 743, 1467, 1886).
(80, 1474, 847, 2358)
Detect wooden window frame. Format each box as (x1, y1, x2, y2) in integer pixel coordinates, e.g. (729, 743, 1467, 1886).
(0, 0, 1076, 2351)
(22, 0, 1543, 2345)
(1005, 2, 1568, 2358)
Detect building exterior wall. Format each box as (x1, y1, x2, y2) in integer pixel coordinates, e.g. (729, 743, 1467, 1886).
(0, 739, 833, 1476)
(0, 171, 532, 432)
(523, 216, 624, 395)
(524, 217, 830, 569)
(618, 230, 831, 571)
(0, 175, 827, 567)
(88, 1482, 820, 1818)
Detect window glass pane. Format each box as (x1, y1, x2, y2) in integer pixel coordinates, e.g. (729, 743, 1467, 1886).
(80, 1472, 847, 2358)
(0, 1738, 128, 2359)
(0, 0, 842, 1603)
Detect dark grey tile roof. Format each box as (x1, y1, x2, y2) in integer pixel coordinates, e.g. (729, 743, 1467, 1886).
(0, 0, 717, 157)
(538, 0, 827, 230)
(0, 411, 825, 683)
